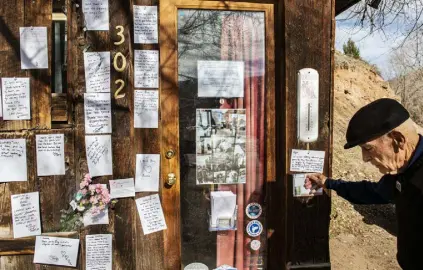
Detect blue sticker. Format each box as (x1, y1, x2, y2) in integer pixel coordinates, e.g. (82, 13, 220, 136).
(245, 203, 262, 219)
(246, 220, 263, 237)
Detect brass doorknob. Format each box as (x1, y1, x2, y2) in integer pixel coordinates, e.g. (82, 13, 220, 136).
(166, 173, 176, 186)
(165, 150, 175, 159)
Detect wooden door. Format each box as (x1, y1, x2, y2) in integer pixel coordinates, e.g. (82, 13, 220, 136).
(160, 1, 275, 269)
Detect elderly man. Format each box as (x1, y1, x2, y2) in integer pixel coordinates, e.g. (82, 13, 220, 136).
(305, 98, 423, 270)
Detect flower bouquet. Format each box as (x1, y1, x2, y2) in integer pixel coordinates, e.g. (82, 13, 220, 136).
(60, 174, 117, 231)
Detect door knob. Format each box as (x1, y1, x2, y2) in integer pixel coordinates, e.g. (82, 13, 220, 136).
(166, 173, 176, 186)
(165, 149, 175, 159)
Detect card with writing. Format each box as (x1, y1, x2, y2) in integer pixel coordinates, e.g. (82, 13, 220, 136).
(134, 5, 158, 44)
(135, 154, 160, 192)
(86, 234, 112, 270)
(109, 178, 135, 199)
(135, 194, 167, 235)
(33, 236, 80, 267)
(20, 27, 48, 69)
(290, 149, 325, 173)
(11, 192, 41, 238)
(84, 93, 112, 134)
(1, 78, 31, 120)
(84, 52, 111, 93)
(0, 139, 27, 182)
(82, 0, 109, 31)
(134, 50, 159, 88)
(85, 135, 113, 177)
(134, 90, 158, 128)
(36, 134, 65, 176)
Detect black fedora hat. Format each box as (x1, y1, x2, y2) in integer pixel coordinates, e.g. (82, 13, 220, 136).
(344, 98, 410, 149)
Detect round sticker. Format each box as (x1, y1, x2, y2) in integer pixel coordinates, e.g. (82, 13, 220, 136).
(245, 203, 262, 219)
(184, 263, 209, 270)
(250, 240, 261, 251)
(246, 220, 263, 237)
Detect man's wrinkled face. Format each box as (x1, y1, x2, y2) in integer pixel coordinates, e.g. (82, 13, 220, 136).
(360, 134, 401, 174)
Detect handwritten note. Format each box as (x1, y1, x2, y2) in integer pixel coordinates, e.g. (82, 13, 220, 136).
(11, 192, 41, 238)
(86, 234, 112, 270)
(82, 0, 109, 31)
(134, 90, 158, 128)
(0, 139, 27, 182)
(84, 52, 111, 93)
(290, 149, 325, 173)
(135, 154, 160, 192)
(134, 6, 158, 44)
(34, 236, 80, 267)
(36, 134, 65, 176)
(134, 50, 159, 88)
(20, 27, 48, 69)
(84, 93, 112, 134)
(1, 78, 30, 120)
(85, 135, 113, 177)
(198, 60, 244, 97)
(0, 85, 2, 118)
(110, 178, 135, 199)
(135, 194, 167, 235)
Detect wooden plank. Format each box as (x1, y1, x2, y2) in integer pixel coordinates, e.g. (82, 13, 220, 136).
(284, 0, 334, 267)
(0, 0, 24, 52)
(52, 93, 69, 122)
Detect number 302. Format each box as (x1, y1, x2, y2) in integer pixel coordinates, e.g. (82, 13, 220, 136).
(113, 25, 126, 99)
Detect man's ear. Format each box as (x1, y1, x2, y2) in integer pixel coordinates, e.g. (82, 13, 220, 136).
(389, 130, 406, 150)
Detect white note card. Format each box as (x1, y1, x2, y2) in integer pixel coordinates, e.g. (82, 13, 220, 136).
(20, 27, 48, 69)
(36, 134, 65, 176)
(82, 0, 109, 31)
(0, 139, 27, 182)
(110, 178, 135, 199)
(290, 149, 325, 173)
(198, 60, 244, 97)
(84, 93, 112, 134)
(134, 90, 158, 128)
(135, 154, 160, 192)
(135, 194, 167, 235)
(34, 236, 80, 267)
(86, 234, 112, 270)
(84, 52, 111, 93)
(11, 192, 41, 238)
(1, 78, 31, 120)
(85, 135, 113, 177)
(134, 50, 159, 88)
(134, 6, 158, 44)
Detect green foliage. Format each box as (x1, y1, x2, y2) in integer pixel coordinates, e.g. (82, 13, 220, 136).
(343, 38, 361, 60)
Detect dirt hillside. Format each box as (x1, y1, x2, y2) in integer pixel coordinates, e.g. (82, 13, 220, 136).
(330, 51, 400, 270)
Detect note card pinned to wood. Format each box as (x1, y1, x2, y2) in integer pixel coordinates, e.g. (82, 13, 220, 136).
(290, 149, 325, 173)
(11, 192, 41, 238)
(136, 194, 167, 235)
(84, 93, 112, 134)
(0, 139, 27, 182)
(82, 0, 109, 31)
(20, 27, 48, 69)
(134, 90, 158, 128)
(110, 178, 135, 199)
(135, 154, 160, 192)
(33, 236, 80, 267)
(36, 134, 65, 176)
(134, 50, 159, 88)
(86, 234, 112, 270)
(84, 52, 111, 93)
(1, 78, 31, 120)
(85, 135, 113, 177)
(134, 5, 158, 44)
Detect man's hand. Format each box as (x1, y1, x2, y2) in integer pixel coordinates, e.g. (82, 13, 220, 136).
(304, 173, 328, 195)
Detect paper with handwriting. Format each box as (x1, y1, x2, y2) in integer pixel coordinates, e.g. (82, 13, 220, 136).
(85, 135, 113, 177)
(84, 93, 112, 134)
(86, 234, 112, 270)
(36, 134, 65, 176)
(110, 178, 135, 199)
(136, 194, 167, 235)
(134, 90, 158, 128)
(135, 154, 160, 192)
(134, 5, 158, 44)
(11, 192, 41, 238)
(290, 149, 325, 173)
(84, 52, 111, 93)
(33, 236, 80, 267)
(82, 0, 109, 31)
(0, 139, 27, 182)
(1, 77, 30, 120)
(20, 27, 48, 69)
(134, 50, 159, 88)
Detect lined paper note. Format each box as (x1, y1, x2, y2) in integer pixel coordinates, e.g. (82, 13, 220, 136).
(82, 0, 109, 31)
(34, 236, 80, 267)
(11, 192, 41, 238)
(84, 52, 111, 93)
(86, 234, 112, 270)
(135, 194, 167, 235)
(110, 178, 135, 199)
(85, 135, 113, 177)
(0, 139, 27, 182)
(36, 134, 65, 176)
(290, 149, 325, 173)
(84, 93, 112, 134)
(20, 27, 48, 69)
(134, 6, 158, 44)
(134, 90, 158, 128)
(1, 78, 30, 120)
(135, 154, 160, 192)
(134, 50, 159, 88)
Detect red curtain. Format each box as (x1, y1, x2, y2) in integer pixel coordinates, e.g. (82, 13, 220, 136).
(217, 13, 266, 269)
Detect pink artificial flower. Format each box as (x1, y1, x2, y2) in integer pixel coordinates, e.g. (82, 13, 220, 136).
(79, 180, 88, 189)
(95, 184, 102, 194)
(81, 189, 88, 195)
(84, 173, 92, 183)
(89, 196, 98, 204)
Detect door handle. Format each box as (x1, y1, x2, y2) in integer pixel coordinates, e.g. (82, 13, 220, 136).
(166, 173, 176, 186)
